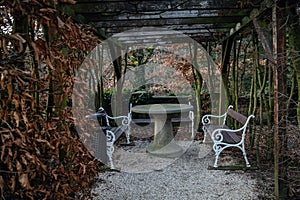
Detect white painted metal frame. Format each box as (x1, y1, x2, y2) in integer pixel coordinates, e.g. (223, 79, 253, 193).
(101, 107, 131, 169)
(201, 105, 232, 143)
(105, 129, 116, 169)
(201, 105, 255, 168)
(86, 107, 131, 169)
(104, 108, 132, 145)
(189, 109, 195, 138)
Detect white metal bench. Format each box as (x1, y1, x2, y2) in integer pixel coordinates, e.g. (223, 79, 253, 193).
(86, 107, 131, 169)
(201, 105, 255, 168)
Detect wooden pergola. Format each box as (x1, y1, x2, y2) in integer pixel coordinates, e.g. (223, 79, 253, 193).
(66, 1, 299, 198)
(69, 0, 273, 44)
(66, 0, 294, 130)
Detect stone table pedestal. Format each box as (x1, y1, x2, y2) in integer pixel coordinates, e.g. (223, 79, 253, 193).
(132, 104, 193, 158)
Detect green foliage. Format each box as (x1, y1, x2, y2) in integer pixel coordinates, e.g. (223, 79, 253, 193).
(130, 90, 154, 105)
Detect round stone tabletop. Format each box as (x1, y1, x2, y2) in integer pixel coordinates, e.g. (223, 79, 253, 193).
(132, 103, 193, 115)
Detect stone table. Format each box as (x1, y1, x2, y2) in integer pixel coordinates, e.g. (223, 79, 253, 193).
(132, 103, 193, 158)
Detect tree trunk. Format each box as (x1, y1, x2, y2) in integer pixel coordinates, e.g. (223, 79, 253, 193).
(272, 1, 288, 198)
(190, 42, 203, 131)
(287, 5, 300, 130)
(267, 60, 274, 160)
(221, 38, 234, 109)
(108, 40, 123, 115)
(249, 34, 258, 148)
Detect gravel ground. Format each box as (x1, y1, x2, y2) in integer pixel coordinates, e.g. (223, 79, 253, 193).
(92, 139, 261, 200)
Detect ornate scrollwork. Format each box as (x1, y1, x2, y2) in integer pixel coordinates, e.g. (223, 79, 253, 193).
(106, 130, 116, 169)
(87, 107, 133, 169)
(121, 117, 129, 126)
(106, 130, 116, 143)
(212, 130, 223, 142)
(213, 143, 223, 154)
(202, 116, 211, 125)
(213, 143, 224, 167)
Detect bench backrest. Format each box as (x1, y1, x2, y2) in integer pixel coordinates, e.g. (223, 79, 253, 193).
(227, 108, 248, 125)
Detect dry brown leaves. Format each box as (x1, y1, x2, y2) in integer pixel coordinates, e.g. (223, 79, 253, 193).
(1, 1, 102, 199)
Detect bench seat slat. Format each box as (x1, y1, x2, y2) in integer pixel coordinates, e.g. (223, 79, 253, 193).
(204, 124, 228, 133)
(221, 131, 241, 144)
(133, 118, 192, 124)
(171, 117, 192, 123)
(132, 118, 154, 124)
(111, 125, 128, 140)
(203, 124, 241, 144)
(227, 109, 248, 124)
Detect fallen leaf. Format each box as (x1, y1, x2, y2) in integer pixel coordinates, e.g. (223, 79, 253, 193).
(10, 176, 16, 192)
(0, 70, 7, 88)
(52, 170, 58, 180)
(19, 174, 33, 190)
(21, 111, 29, 127)
(57, 17, 65, 28)
(2, 38, 8, 55)
(21, 155, 28, 165)
(1, 145, 5, 161)
(22, 92, 33, 100)
(13, 94, 20, 109)
(36, 139, 55, 150)
(13, 112, 20, 127)
(59, 0, 76, 4)
(0, 176, 4, 190)
(9, 33, 25, 53)
(7, 83, 13, 101)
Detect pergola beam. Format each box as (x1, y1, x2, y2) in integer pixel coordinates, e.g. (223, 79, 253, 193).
(220, 0, 273, 43)
(69, 0, 266, 42)
(73, 0, 253, 14)
(93, 16, 244, 29)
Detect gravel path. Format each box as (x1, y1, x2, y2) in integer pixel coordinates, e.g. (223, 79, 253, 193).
(92, 140, 259, 200)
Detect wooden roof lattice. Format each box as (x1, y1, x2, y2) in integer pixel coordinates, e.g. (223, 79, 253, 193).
(69, 0, 272, 44)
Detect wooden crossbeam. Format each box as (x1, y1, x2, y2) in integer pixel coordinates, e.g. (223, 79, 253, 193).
(68, 0, 267, 42)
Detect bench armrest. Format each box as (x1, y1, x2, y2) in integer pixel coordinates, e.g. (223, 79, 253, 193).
(201, 113, 227, 126)
(106, 115, 131, 126)
(202, 105, 236, 126)
(211, 114, 254, 142)
(211, 127, 242, 140)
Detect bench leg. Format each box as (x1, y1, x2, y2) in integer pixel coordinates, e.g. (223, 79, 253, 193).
(106, 130, 116, 169)
(106, 143, 115, 169)
(189, 111, 195, 139)
(213, 144, 222, 167)
(213, 143, 251, 168)
(243, 153, 251, 168)
(191, 124, 194, 139)
(187, 120, 195, 139)
(240, 144, 251, 167)
(202, 127, 208, 143)
(125, 127, 131, 144)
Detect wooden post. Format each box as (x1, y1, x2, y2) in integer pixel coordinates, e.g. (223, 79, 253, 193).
(287, 2, 300, 130)
(108, 40, 123, 115)
(272, 1, 288, 199)
(221, 37, 234, 111)
(192, 42, 203, 130)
